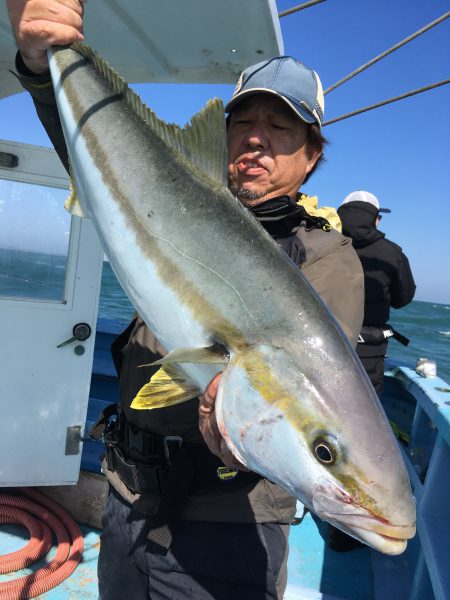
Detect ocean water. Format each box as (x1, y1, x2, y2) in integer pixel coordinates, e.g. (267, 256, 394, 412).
(1, 249, 449, 384)
(388, 300, 450, 383)
(98, 261, 450, 384)
(0, 247, 67, 301)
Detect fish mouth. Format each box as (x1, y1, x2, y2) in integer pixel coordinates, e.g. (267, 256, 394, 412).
(313, 480, 416, 555)
(323, 512, 416, 555)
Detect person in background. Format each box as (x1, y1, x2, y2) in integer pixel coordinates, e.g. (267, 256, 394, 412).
(338, 190, 416, 397)
(323, 190, 416, 554)
(7, 0, 365, 596)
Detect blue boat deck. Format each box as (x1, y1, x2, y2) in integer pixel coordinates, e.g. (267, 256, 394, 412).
(286, 513, 373, 600)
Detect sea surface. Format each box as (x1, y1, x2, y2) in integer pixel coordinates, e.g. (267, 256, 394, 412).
(1, 248, 449, 384)
(98, 261, 450, 384)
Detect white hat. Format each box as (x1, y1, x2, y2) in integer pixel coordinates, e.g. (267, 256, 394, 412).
(341, 190, 391, 213)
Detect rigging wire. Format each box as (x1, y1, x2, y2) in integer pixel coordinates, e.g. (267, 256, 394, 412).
(324, 12, 450, 94)
(323, 78, 450, 126)
(278, 0, 326, 18)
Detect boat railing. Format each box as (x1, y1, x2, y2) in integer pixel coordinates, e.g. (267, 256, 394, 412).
(385, 364, 450, 600)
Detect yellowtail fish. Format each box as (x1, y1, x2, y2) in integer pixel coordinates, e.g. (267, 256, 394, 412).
(49, 44, 415, 554)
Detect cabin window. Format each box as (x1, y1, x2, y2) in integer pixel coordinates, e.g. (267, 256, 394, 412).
(0, 179, 71, 302)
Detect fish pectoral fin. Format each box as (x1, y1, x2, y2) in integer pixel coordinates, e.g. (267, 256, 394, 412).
(64, 176, 88, 218)
(130, 364, 201, 410)
(151, 344, 229, 366)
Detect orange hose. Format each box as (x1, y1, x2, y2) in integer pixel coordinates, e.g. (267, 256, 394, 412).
(0, 507, 53, 573)
(0, 488, 84, 600)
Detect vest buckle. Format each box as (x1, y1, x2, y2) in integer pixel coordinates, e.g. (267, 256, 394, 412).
(163, 436, 183, 464)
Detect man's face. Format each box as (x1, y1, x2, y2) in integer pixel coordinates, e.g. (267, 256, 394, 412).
(227, 94, 321, 206)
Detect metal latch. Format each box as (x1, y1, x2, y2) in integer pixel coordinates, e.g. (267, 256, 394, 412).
(57, 322, 92, 348)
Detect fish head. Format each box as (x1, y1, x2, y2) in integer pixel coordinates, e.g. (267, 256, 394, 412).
(215, 344, 416, 555)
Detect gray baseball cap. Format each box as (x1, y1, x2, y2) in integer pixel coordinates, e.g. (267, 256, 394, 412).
(225, 56, 324, 127)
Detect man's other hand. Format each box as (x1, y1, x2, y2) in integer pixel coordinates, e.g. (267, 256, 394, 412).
(199, 373, 249, 471)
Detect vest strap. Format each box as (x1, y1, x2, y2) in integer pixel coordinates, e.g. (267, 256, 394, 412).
(146, 443, 195, 554)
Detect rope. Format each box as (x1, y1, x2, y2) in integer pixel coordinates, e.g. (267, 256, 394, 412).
(325, 12, 450, 94)
(278, 0, 326, 18)
(323, 78, 450, 126)
(0, 488, 84, 600)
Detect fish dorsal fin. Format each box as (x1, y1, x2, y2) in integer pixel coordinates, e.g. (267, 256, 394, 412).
(130, 364, 201, 410)
(71, 43, 228, 186)
(178, 100, 228, 186)
(149, 345, 229, 366)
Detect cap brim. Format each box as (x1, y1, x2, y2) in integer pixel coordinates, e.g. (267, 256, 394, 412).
(225, 88, 318, 125)
(379, 208, 391, 213)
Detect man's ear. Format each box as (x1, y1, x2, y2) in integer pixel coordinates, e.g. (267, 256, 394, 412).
(305, 149, 322, 176)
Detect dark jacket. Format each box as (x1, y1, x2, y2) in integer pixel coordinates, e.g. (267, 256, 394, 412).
(338, 201, 416, 357)
(16, 54, 364, 523)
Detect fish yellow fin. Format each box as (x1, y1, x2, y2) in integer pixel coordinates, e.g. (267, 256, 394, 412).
(130, 364, 201, 410)
(71, 42, 228, 187)
(64, 176, 87, 217)
(149, 345, 229, 366)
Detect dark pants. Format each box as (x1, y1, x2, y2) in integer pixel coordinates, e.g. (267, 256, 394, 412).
(98, 486, 289, 600)
(358, 354, 385, 396)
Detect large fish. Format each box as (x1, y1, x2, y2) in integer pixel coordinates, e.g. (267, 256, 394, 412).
(48, 44, 415, 554)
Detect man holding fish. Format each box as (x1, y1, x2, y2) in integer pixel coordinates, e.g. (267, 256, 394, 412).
(7, 1, 416, 599)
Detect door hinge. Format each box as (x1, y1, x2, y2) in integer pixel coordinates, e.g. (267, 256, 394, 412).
(65, 425, 83, 455)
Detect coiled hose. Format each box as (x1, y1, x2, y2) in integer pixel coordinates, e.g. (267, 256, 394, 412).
(0, 487, 84, 599)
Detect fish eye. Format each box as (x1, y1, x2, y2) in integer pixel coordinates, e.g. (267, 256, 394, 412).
(312, 436, 339, 466)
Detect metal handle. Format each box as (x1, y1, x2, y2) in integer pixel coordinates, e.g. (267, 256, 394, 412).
(57, 322, 92, 348)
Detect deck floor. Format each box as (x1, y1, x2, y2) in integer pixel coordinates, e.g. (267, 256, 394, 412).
(0, 524, 100, 599)
(285, 513, 373, 600)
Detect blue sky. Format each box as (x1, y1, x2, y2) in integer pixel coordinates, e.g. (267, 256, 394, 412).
(1, 0, 449, 303)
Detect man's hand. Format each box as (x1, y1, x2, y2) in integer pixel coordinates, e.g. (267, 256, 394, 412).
(199, 373, 248, 471)
(6, 0, 85, 74)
